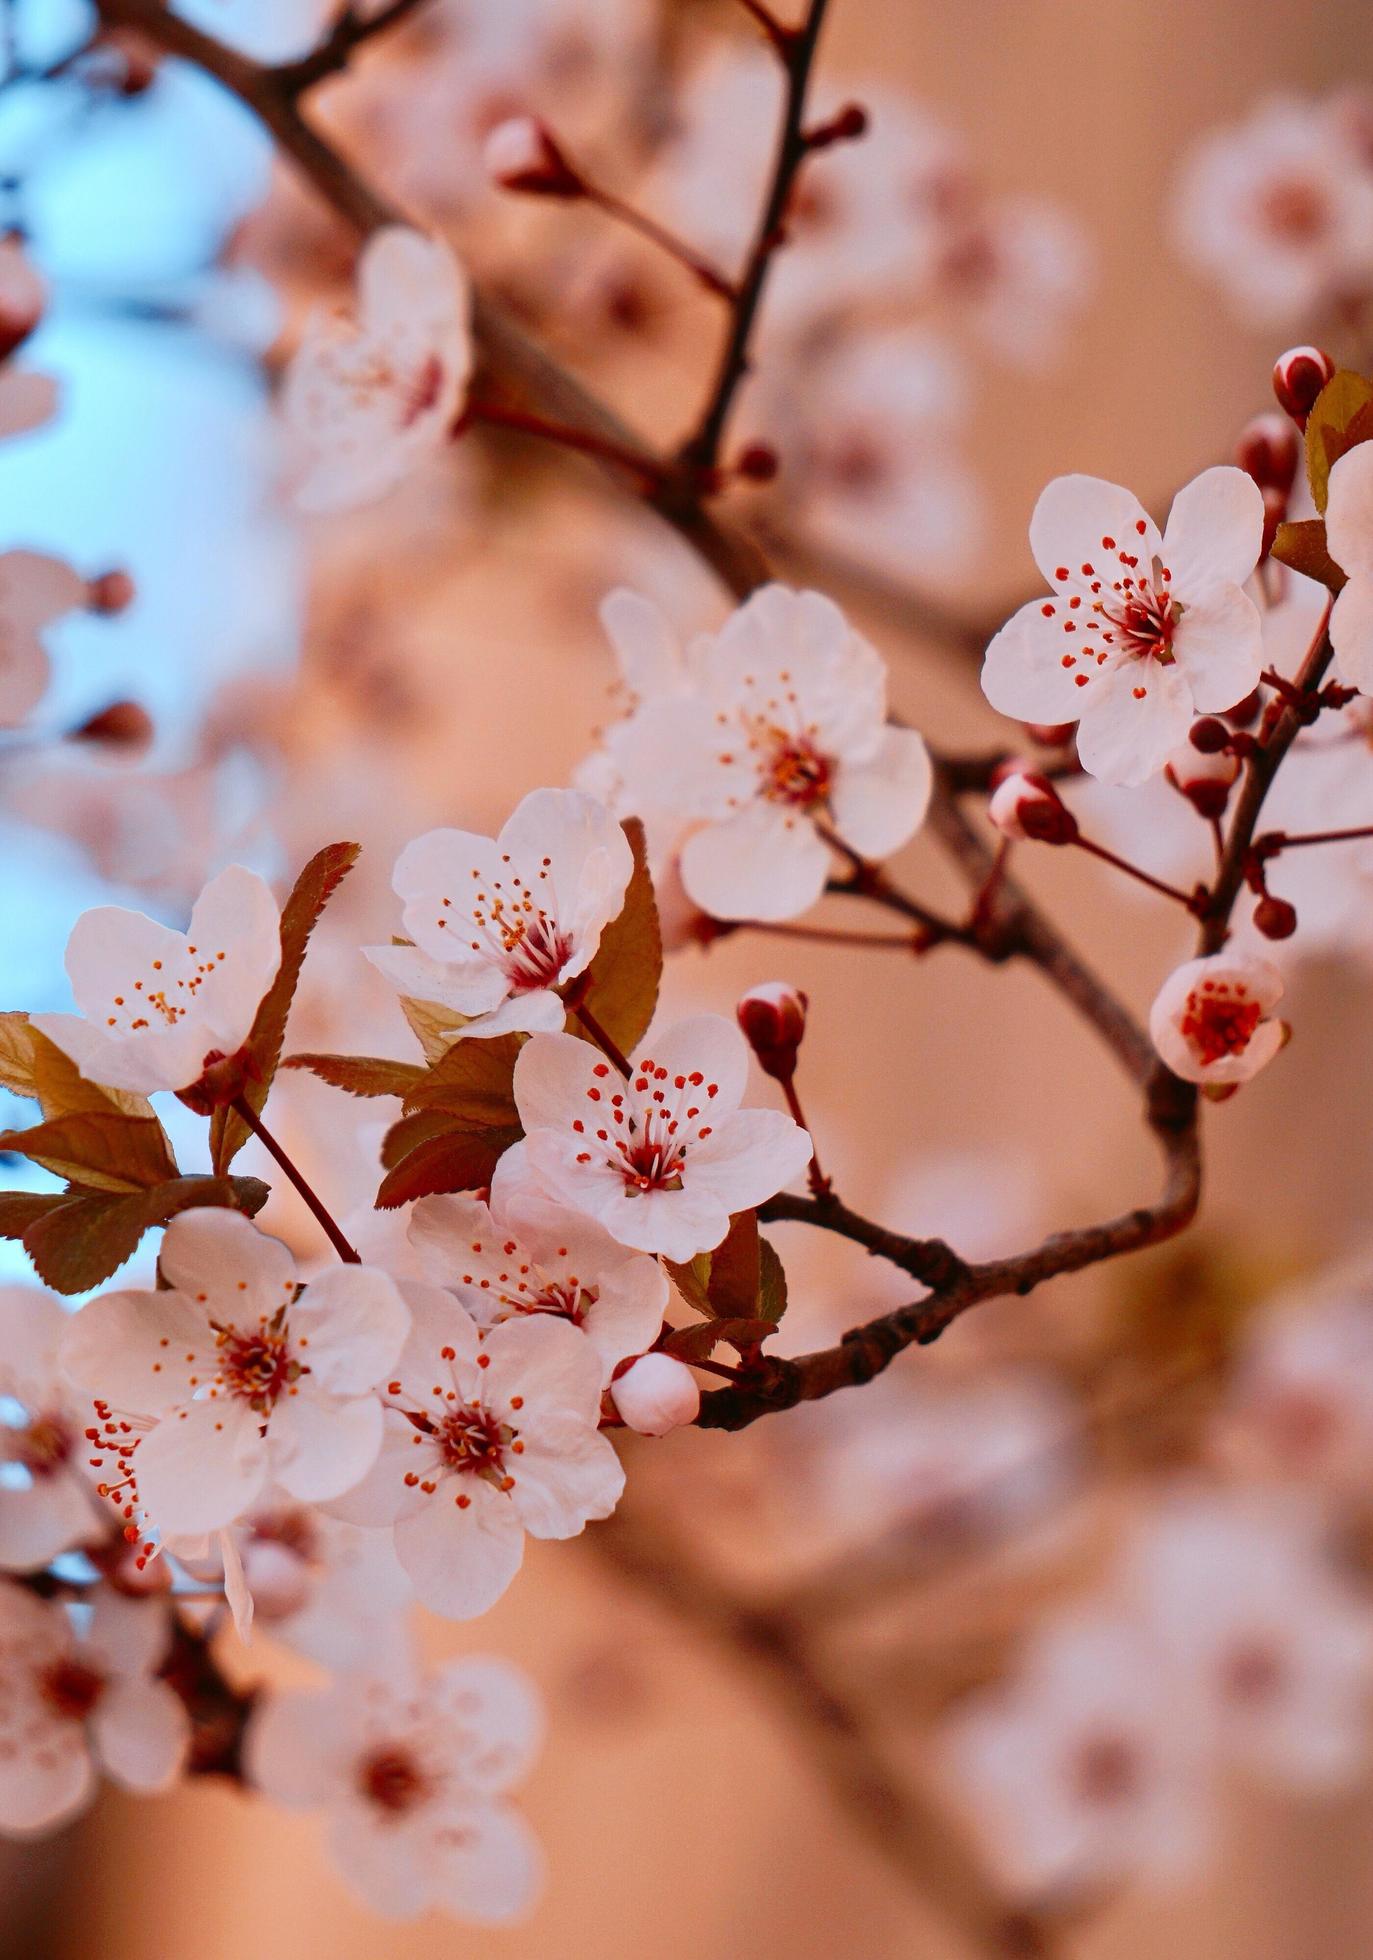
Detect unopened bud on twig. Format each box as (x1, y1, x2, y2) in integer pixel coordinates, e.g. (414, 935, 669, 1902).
(1236, 412, 1300, 497)
(1166, 738, 1239, 818)
(987, 770, 1078, 845)
(1272, 345, 1336, 429)
(737, 981, 808, 1081)
(805, 102, 869, 150)
(86, 569, 136, 616)
(735, 441, 780, 483)
(68, 699, 154, 753)
(1253, 894, 1298, 940)
(483, 116, 584, 199)
(611, 1353, 700, 1435)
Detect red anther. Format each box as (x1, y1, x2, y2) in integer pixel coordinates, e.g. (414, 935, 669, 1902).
(1236, 412, 1301, 496)
(1253, 894, 1298, 940)
(1272, 345, 1336, 429)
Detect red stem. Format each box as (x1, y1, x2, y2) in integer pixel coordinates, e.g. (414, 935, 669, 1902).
(586, 188, 739, 301)
(230, 1097, 360, 1264)
(460, 400, 674, 489)
(1072, 835, 1203, 911)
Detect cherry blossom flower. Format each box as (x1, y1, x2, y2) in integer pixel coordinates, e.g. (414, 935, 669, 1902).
(331, 1286, 622, 1619)
(247, 1653, 543, 1921)
(983, 469, 1265, 786)
(366, 787, 633, 1040)
(283, 227, 472, 513)
(32, 863, 281, 1095)
(510, 1014, 812, 1262)
(61, 1209, 410, 1537)
(0, 367, 56, 441)
(1174, 96, 1373, 327)
(1127, 1492, 1373, 1791)
(407, 1178, 667, 1385)
(589, 585, 932, 921)
(0, 1581, 188, 1836)
(0, 550, 90, 728)
(947, 1609, 1208, 1898)
(1149, 952, 1286, 1087)
(938, 192, 1091, 372)
(0, 1286, 100, 1572)
(610, 1353, 700, 1435)
(1321, 439, 1373, 693)
(1222, 1288, 1373, 1495)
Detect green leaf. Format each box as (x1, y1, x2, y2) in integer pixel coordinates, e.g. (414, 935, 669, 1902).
(1270, 517, 1348, 593)
(569, 818, 661, 1057)
(0, 1174, 269, 1295)
(0, 1110, 178, 1194)
(1306, 371, 1373, 512)
(210, 841, 360, 1174)
(281, 1052, 429, 1100)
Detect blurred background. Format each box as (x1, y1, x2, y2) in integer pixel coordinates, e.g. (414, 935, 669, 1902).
(6, 0, 1373, 1953)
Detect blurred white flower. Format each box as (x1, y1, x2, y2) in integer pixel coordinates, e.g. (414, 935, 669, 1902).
(1223, 1288, 1373, 1494)
(0, 1286, 99, 1572)
(0, 550, 90, 728)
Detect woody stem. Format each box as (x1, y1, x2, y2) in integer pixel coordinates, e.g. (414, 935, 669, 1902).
(230, 1098, 361, 1264)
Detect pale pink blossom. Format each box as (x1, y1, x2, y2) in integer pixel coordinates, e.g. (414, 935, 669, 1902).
(0, 1581, 188, 1836)
(284, 227, 472, 513)
(1223, 1289, 1373, 1494)
(0, 368, 56, 440)
(0, 1286, 100, 1572)
(366, 788, 633, 1040)
(610, 1353, 699, 1435)
(0, 550, 89, 728)
(33, 863, 281, 1095)
(941, 193, 1091, 372)
(331, 1286, 622, 1620)
(983, 469, 1265, 786)
(1149, 952, 1285, 1086)
(1321, 440, 1373, 694)
(61, 1209, 410, 1537)
(0, 237, 45, 362)
(510, 1014, 811, 1262)
(248, 1653, 543, 1921)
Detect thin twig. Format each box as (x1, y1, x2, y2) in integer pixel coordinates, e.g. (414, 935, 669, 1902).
(230, 1097, 361, 1264)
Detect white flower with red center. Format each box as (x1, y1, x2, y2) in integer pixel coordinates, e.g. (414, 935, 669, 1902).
(247, 1654, 543, 1921)
(982, 468, 1265, 786)
(0, 1287, 103, 1573)
(60, 1208, 410, 1538)
(1173, 96, 1373, 327)
(32, 863, 282, 1095)
(590, 584, 933, 921)
(0, 1580, 189, 1836)
(1149, 952, 1286, 1087)
(1321, 440, 1373, 694)
(0, 550, 91, 728)
(946, 1610, 1208, 1898)
(407, 1175, 667, 1385)
(1126, 1492, 1373, 1792)
(283, 226, 472, 514)
(331, 1286, 622, 1619)
(366, 788, 633, 1039)
(1223, 1290, 1373, 1494)
(510, 1014, 812, 1262)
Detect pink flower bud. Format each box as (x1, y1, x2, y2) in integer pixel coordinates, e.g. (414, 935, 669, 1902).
(1253, 894, 1298, 940)
(1236, 412, 1300, 496)
(1166, 739, 1239, 818)
(1189, 716, 1231, 754)
(737, 980, 808, 1080)
(610, 1354, 700, 1435)
(86, 568, 136, 615)
(483, 116, 583, 198)
(987, 771, 1078, 845)
(1272, 345, 1336, 429)
(0, 236, 45, 363)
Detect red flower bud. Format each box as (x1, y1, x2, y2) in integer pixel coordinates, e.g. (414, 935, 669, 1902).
(1272, 345, 1336, 429)
(86, 568, 136, 615)
(1024, 721, 1077, 747)
(805, 102, 869, 150)
(1189, 716, 1231, 754)
(988, 771, 1078, 845)
(1236, 412, 1300, 496)
(737, 981, 808, 1081)
(68, 699, 154, 752)
(1253, 894, 1298, 940)
(735, 442, 780, 483)
(1167, 739, 1239, 817)
(483, 116, 583, 198)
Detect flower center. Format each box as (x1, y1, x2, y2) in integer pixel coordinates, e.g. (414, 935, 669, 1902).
(1070, 1733, 1141, 1807)
(358, 1745, 430, 1815)
(1099, 578, 1180, 666)
(9, 1412, 73, 1479)
(1181, 983, 1261, 1065)
(764, 735, 832, 809)
(102, 941, 228, 1035)
(435, 1404, 511, 1477)
(217, 1327, 297, 1412)
(570, 1058, 721, 1194)
(439, 860, 572, 992)
(38, 1657, 106, 1722)
(1260, 178, 1330, 243)
(1219, 1638, 1286, 1708)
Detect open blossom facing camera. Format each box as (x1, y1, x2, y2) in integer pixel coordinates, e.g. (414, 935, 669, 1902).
(61, 1209, 410, 1537)
(284, 226, 472, 513)
(1150, 953, 1286, 1087)
(0, 1582, 188, 1836)
(366, 788, 633, 1037)
(248, 1655, 543, 1922)
(334, 1287, 623, 1620)
(511, 1014, 812, 1261)
(589, 585, 932, 920)
(982, 469, 1265, 786)
(408, 1182, 667, 1385)
(32, 863, 281, 1095)
(0, 1287, 100, 1572)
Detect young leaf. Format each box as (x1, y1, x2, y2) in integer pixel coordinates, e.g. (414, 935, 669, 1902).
(0, 1110, 178, 1194)
(0, 1173, 269, 1295)
(0, 1013, 39, 1102)
(1305, 371, 1373, 513)
(281, 1052, 429, 1099)
(375, 1122, 520, 1209)
(1270, 518, 1348, 593)
(705, 1209, 762, 1320)
(664, 1251, 714, 1318)
(210, 841, 360, 1174)
(569, 818, 661, 1057)
(399, 993, 471, 1064)
(662, 1316, 778, 1362)
(404, 1032, 523, 1126)
(757, 1234, 788, 1324)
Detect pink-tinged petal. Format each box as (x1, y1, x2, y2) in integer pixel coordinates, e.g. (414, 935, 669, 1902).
(246, 1685, 350, 1807)
(479, 1314, 604, 1422)
(328, 1803, 432, 1917)
(392, 1280, 482, 1385)
(497, 787, 634, 965)
(269, 1392, 383, 1504)
(86, 1586, 168, 1676)
(828, 725, 933, 858)
(322, 1405, 438, 1527)
(981, 601, 1101, 725)
(0, 627, 47, 727)
(0, 550, 85, 631)
(187, 865, 283, 1054)
(428, 1801, 545, 1923)
(1330, 574, 1373, 693)
(1172, 583, 1264, 712)
(290, 1266, 409, 1394)
(0, 1728, 93, 1835)
(1076, 660, 1194, 786)
(60, 1287, 211, 1417)
(60, 904, 186, 1025)
(513, 1029, 609, 1135)
(363, 939, 507, 1017)
(680, 804, 831, 922)
(29, 1010, 203, 1096)
(585, 1179, 733, 1262)
(407, 1193, 501, 1290)
(599, 588, 683, 698)
(684, 1108, 813, 1213)
(1028, 475, 1159, 592)
(92, 1676, 190, 1793)
(448, 990, 565, 1040)
(0, 1284, 68, 1400)
(394, 1478, 524, 1619)
(135, 1399, 269, 1535)
(1162, 466, 1265, 595)
(508, 1415, 624, 1539)
(1325, 442, 1373, 582)
(0, 368, 57, 440)
(430, 1655, 544, 1788)
(639, 1013, 751, 1116)
(357, 226, 469, 344)
(159, 1208, 297, 1328)
(508, 1129, 626, 1227)
(0, 1475, 92, 1572)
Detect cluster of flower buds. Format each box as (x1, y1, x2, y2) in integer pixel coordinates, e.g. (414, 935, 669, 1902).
(736, 980, 809, 1082)
(1272, 344, 1336, 430)
(987, 768, 1079, 845)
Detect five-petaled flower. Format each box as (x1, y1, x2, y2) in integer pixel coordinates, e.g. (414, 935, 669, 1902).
(0, 1285, 102, 1572)
(982, 468, 1265, 786)
(588, 584, 932, 920)
(509, 1013, 812, 1261)
(61, 1209, 410, 1537)
(332, 1287, 623, 1620)
(1149, 952, 1286, 1087)
(247, 1654, 543, 1921)
(33, 863, 282, 1095)
(283, 226, 472, 513)
(366, 787, 633, 1039)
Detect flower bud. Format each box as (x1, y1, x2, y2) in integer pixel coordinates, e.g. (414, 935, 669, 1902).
(1272, 345, 1336, 428)
(1253, 894, 1298, 940)
(1166, 739, 1240, 817)
(1236, 412, 1300, 496)
(610, 1353, 700, 1436)
(805, 102, 869, 150)
(1189, 716, 1232, 754)
(68, 699, 154, 753)
(483, 116, 583, 198)
(987, 770, 1079, 845)
(86, 568, 136, 615)
(735, 441, 780, 483)
(0, 236, 45, 363)
(737, 981, 808, 1081)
